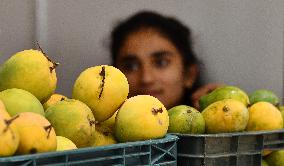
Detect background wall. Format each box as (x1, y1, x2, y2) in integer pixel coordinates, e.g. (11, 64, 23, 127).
(1, 0, 284, 103)
(0, 0, 35, 60)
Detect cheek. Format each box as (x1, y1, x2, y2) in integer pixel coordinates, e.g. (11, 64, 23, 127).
(159, 69, 184, 86)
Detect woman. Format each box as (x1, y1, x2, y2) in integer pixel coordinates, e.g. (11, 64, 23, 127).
(110, 11, 220, 110)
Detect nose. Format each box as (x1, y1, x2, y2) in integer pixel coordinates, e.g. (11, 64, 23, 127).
(140, 63, 155, 85)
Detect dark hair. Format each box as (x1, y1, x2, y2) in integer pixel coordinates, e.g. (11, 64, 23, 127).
(110, 10, 202, 105)
(111, 10, 198, 67)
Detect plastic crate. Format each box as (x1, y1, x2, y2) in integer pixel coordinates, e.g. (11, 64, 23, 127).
(262, 129, 284, 150)
(0, 134, 178, 166)
(174, 129, 284, 166)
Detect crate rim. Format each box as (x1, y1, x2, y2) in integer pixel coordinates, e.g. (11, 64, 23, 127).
(172, 129, 284, 137)
(0, 134, 178, 162)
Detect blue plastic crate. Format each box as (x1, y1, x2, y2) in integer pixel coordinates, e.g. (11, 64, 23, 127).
(174, 129, 284, 166)
(0, 134, 178, 166)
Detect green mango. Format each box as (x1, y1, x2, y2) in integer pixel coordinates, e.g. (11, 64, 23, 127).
(262, 159, 269, 166)
(168, 105, 205, 134)
(249, 89, 279, 106)
(265, 150, 284, 166)
(45, 99, 96, 148)
(0, 88, 45, 117)
(199, 86, 249, 111)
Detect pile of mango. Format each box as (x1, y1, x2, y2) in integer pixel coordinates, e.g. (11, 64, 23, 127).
(1, 48, 283, 165)
(167, 86, 284, 166)
(0, 49, 169, 157)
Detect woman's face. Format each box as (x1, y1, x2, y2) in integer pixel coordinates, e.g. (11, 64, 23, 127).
(116, 28, 188, 109)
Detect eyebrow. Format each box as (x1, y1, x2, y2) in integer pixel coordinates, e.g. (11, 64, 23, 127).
(119, 50, 174, 62)
(151, 50, 173, 58)
(118, 55, 137, 63)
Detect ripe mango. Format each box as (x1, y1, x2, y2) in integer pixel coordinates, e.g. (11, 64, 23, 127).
(56, 136, 77, 151)
(0, 99, 11, 119)
(0, 115, 20, 156)
(246, 102, 283, 131)
(0, 49, 57, 102)
(73, 65, 129, 122)
(202, 99, 249, 134)
(14, 112, 57, 154)
(91, 129, 117, 147)
(115, 95, 169, 142)
(96, 111, 117, 134)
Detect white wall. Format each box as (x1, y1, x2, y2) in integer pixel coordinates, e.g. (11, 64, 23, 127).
(1, 0, 284, 102)
(0, 0, 35, 60)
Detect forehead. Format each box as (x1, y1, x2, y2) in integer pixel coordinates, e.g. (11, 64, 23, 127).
(119, 28, 180, 56)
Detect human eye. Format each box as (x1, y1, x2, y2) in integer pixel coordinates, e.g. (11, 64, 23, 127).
(119, 60, 140, 73)
(154, 57, 170, 68)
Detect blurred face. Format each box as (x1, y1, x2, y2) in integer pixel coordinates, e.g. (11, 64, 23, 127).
(116, 28, 188, 109)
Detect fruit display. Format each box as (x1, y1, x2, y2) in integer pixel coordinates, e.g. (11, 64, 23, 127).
(168, 86, 283, 165)
(0, 49, 170, 158)
(202, 86, 281, 133)
(168, 86, 283, 135)
(0, 49, 284, 166)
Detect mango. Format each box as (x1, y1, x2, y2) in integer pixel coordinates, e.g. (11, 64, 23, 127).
(0, 115, 20, 156)
(202, 99, 249, 134)
(199, 86, 249, 111)
(115, 95, 169, 142)
(168, 105, 205, 134)
(262, 159, 269, 166)
(43, 93, 68, 110)
(45, 99, 96, 148)
(56, 136, 77, 151)
(91, 129, 117, 147)
(249, 89, 279, 106)
(246, 102, 283, 131)
(72, 65, 129, 122)
(265, 150, 284, 166)
(0, 99, 11, 119)
(96, 111, 117, 134)
(14, 112, 57, 154)
(0, 49, 57, 102)
(0, 88, 45, 116)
